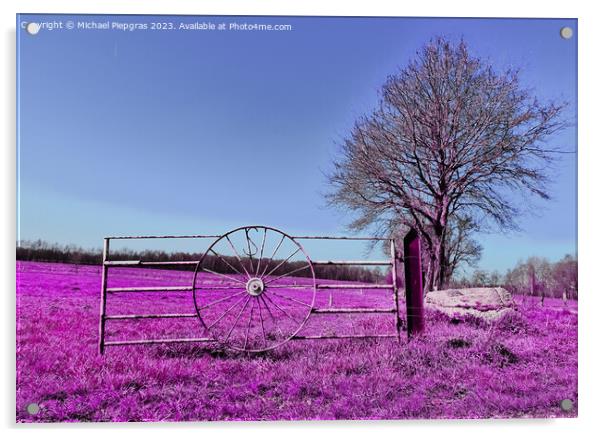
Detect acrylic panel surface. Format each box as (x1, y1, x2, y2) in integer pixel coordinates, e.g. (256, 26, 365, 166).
(16, 14, 577, 422)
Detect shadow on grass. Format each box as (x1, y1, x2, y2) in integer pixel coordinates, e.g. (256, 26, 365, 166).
(151, 342, 298, 361)
(152, 344, 232, 360)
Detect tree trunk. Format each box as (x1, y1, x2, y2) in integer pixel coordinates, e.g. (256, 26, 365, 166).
(529, 267, 536, 298)
(414, 223, 448, 293)
(429, 222, 447, 291)
(423, 258, 434, 294)
(436, 238, 448, 289)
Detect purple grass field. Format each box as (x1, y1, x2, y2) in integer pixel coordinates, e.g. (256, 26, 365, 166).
(16, 261, 577, 422)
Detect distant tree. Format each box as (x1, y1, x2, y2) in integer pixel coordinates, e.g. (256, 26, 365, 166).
(552, 254, 578, 301)
(504, 261, 529, 296)
(522, 256, 554, 304)
(327, 37, 567, 292)
(471, 270, 490, 287)
(489, 270, 502, 287)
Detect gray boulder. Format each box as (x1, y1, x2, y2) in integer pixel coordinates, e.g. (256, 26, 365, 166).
(425, 287, 515, 321)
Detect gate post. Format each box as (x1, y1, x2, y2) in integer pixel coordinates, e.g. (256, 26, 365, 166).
(98, 238, 110, 355)
(403, 229, 424, 338)
(390, 239, 402, 341)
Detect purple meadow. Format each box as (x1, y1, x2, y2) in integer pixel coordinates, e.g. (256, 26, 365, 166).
(16, 261, 577, 421)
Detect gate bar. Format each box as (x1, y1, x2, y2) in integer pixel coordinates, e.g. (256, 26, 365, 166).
(106, 286, 194, 293)
(104, 337, 214, 346)
(106, 235, 221, 240)
(105, 313, 198, 320)
(104, 260, 199, 266)
(293, 236, 390, 241)
(108, 234, 390, 241)
(316, 284, 393, 289)
(312, 308, 396, 314)
(293, 334, 398, 340)
(311, 260, 391, 266)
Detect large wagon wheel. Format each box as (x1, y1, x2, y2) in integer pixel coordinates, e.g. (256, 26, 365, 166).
(193, 226, 316, 352)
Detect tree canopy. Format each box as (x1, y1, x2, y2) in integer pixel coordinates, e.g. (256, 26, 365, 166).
(327, 37, 567, 291)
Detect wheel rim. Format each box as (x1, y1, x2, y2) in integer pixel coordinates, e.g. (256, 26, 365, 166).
(193, 226, 316, 352)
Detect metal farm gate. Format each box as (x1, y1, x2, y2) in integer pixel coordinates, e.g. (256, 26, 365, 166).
(98, 225, 424, 354)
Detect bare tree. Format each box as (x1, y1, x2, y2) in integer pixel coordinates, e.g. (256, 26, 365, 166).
(327, 37, 567, 291)
(504, 260, 530, 297)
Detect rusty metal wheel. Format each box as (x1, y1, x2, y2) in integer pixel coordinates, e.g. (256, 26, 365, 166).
(192, 226, 316, 352)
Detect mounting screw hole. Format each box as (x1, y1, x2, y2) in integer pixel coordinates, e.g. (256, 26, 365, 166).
(560, 27, 573, 40)
(27, 403, 40, 415)
(26, 23, 41, 35)
(560, 399, 573, 411)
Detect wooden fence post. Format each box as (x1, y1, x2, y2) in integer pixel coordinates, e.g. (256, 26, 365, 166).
(403, 229, 425, 337)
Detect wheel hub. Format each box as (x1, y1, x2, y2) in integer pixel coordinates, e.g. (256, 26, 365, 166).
(246, 277, 265, 296)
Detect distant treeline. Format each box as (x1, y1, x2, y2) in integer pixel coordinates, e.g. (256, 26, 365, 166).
(17, 240, 103, 265)
(16, 240, 384, 283)
(452, 254, 578, 301)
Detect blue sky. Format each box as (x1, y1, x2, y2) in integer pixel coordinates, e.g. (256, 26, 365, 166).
(16, 15, 577, 273)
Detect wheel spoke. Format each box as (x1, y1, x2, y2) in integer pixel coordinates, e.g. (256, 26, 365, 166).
(197, 290, 246, 310)
(206, 294, 248, 330)
(263, 293, 301, 324)
(259, 294, 286, 339)
(245, 229, 256, 274)
(202, 268, 246, 285)
(224, 296, 251, 342)
(263, 248, 301, 278)
(255, 228, 268, 276)
(256, 297, 268, 346)
(243, 299, 255, 350)
(264, 264, 310, 285)
(260, 234, 286, 277)
(209, 249, 245, 277)
(225, 235, 251, 278)
(267, 290, 312, 307)
(195, 284, 244, 289)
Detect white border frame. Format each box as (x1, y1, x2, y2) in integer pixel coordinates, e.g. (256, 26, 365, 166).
(3, 1, 600, 436)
